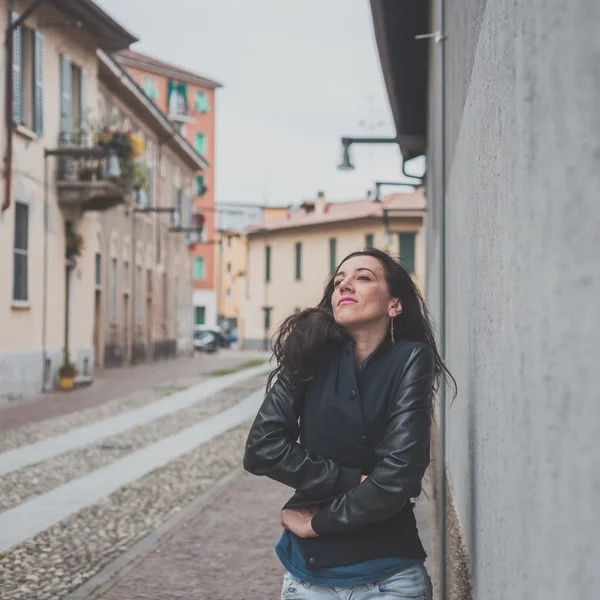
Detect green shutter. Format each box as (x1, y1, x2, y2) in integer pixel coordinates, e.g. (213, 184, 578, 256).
(265, 245, 271, 282)
(365, 233, 374, 248)
(195, 306, 206, 325)
(33, 31, 44, 135)
(193, 257, 205, 280)
(295, 243, 302, 280)
(195, 133, 205, 155)
(196, 174, 206, 196)
(196, 91, 210, 113)
(264, 307, 272, 331)
(329, 238, 337, 275)
(399, 232, 416, 274)
(12, 12, 22, 125)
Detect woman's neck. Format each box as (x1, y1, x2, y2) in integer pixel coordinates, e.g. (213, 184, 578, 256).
(351, 324, 388, 366)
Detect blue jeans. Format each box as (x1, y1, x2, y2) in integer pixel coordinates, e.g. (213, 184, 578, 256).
(281, 562, 433, 599)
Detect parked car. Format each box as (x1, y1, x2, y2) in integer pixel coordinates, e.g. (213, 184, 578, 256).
(193, 328, 218, 353)
(193, 325, 230, 353)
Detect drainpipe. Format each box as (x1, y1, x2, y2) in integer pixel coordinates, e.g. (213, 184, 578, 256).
(2, 0, 45, 212)
(41, 152, 49, 390)
(417, 3, 447, 598)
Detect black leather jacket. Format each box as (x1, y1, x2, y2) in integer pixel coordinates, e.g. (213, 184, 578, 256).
(243, 338, 434, 567)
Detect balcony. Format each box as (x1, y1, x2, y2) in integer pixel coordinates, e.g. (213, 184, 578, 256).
(52, 132, 131, 212)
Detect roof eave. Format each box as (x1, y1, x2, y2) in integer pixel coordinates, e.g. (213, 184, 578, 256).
(50, 0, 138, 51)
(115, 53, 223, 90)
(369, 0, 429, 160)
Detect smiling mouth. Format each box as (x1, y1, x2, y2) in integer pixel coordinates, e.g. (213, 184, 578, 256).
(338, 299, 357, 306)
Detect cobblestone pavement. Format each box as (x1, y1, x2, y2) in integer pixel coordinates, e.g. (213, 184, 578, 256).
(0, 350, 269, 432)
(89, 472, 292, 600)
(0, 423, 255, 600)
(0, 375, 267, 512)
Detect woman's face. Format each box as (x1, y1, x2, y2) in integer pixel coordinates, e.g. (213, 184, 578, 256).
(331, 255, 401, 331)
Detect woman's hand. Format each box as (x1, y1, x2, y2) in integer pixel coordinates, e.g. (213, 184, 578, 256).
(281, 508, 319, 538)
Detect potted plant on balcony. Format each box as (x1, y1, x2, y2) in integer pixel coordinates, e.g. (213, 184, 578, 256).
(58, 348, 77, 391)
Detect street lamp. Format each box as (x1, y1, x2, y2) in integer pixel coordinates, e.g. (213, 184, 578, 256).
(337, 136, 397, 171)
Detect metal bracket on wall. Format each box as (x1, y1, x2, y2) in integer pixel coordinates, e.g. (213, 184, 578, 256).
(415, 31, 446, 44)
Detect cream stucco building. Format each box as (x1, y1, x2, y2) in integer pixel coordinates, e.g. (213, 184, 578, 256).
(240, 191, 426, 349)
(0, 0, 204, 399)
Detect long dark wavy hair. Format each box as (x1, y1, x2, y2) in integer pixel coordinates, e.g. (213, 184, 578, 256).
(267, 248, 456, 398)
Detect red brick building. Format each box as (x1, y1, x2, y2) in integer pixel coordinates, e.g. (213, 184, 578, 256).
(116, 50, 221, 326)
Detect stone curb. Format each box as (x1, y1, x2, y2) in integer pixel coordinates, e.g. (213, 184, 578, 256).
(64, 468, 244, 600)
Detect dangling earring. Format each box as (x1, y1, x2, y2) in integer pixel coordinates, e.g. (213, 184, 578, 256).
(390, 318, 395, 346)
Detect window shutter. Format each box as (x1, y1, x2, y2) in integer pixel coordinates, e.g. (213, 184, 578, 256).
(60, 54, 72, 137)
(33, 30, 44, 135)
(59, 54, 72, 178)
(399, 232, 416, 275)
(80, 68, 88, 133)
(11, 12, 22, 125)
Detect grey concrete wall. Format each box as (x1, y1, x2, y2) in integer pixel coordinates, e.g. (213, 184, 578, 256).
(426, 1, 600, 598)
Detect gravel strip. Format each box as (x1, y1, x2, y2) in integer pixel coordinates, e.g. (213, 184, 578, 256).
(0, 374, 210, 454)
(0, 421, 253, 600)
(0, 375, 267, 512)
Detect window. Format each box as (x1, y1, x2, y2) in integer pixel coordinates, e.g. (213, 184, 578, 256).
(227, 287, 231, 297)
(193, 257, 206, 280)
(123, 261, 129, 291)
(263, 307, 272, 331)
(228, 236, 232, 248)
(12, 202, 29, 301)
(227, 262, 232, 273)
(95, 253, 101, 286)
(329, 238, 337, 275)
(195, 90, 210, 113)
(12, 14, 43, 135)
(59, 54, 88, 148)
(173, 187, 183, 228)
(365, 233, 374, 249)
(70, 63, 82, 133)
(142, 75, 159, 101)
(399, 232, 416, 275)
(265, 245, 271, 282)
(196, 174, 206, 196)
(295, 242, 302, 280)
(168, 80, 188, 116)
(110, 259, 117, 321)
(195, 306, 206, 326)
(294, 307, 301, 313)
(195, 133, 206, 155)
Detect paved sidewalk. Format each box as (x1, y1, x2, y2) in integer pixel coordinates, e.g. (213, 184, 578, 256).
(87, 472, 291, 600)
(80, 472, 437, 600)
(0, 350, 269, 432)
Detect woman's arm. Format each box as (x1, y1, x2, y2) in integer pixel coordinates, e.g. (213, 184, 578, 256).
(310, 344, 434, 536)
(243, 372, 362, 498)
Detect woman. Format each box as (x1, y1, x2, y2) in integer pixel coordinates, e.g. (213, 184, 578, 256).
(244, 248, 454, 599)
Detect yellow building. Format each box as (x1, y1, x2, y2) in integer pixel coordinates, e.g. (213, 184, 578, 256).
(216, 206, 289, 334)
(240, 191, 427, 349)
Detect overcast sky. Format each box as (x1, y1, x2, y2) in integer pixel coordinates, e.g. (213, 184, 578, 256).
(97, 0, 420, 207)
